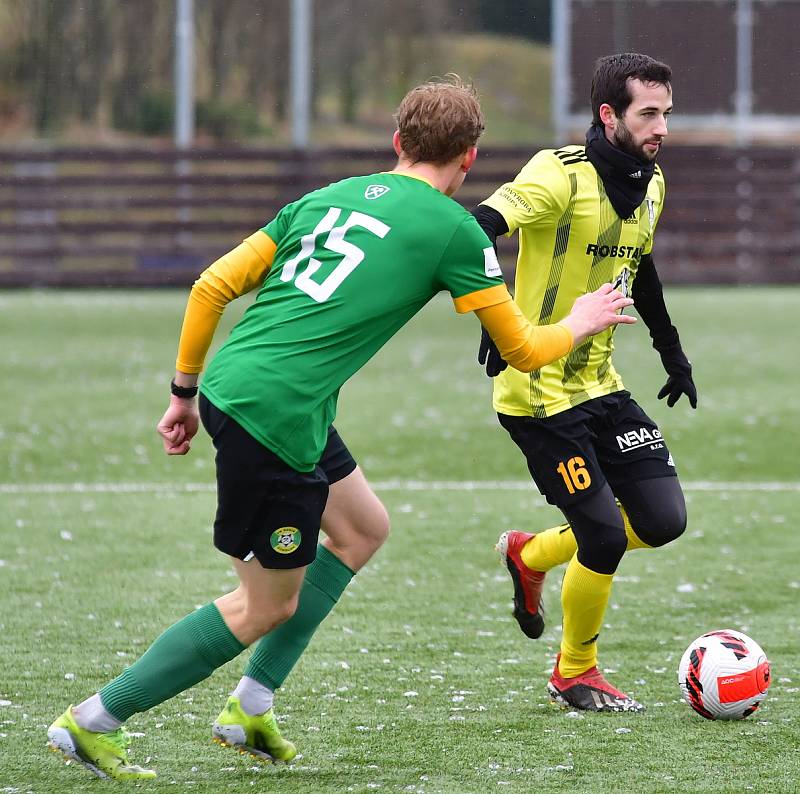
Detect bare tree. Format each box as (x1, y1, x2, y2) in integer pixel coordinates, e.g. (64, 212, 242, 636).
(24, 0, 72, 132)
(109, 1, 172, 131)
(73, 0, 112, 124)
(0, 0, 481, 140)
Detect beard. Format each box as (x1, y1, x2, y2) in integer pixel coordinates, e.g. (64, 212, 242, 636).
(613, 119, 658, 163)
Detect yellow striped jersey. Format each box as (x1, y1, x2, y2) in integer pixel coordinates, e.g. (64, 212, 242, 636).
(482, 145, 666, 418)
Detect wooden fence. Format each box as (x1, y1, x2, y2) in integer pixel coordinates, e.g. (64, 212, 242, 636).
(1, 145, 798, 287)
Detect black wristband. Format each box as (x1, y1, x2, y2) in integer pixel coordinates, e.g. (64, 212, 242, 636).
(170, 379, 198, 399)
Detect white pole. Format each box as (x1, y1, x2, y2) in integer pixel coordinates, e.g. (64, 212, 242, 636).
(552, 0, 571, 144)
(291, 0, 312, 149)
(174, 0, 195, 149)
(734, 0, 753, 146)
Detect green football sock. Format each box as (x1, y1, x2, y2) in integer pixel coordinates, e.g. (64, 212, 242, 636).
(99, 602, 246, 722)
(245, 545, 355, 691)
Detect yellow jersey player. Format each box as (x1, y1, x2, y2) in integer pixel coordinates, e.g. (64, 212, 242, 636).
(46, 76, 635, 781)
(474, 53, 696, 712)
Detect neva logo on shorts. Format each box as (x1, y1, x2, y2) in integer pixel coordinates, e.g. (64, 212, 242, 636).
(271, 527, 302, 554)
(616, 426, 663, 452)
(364, 185, 390, 200)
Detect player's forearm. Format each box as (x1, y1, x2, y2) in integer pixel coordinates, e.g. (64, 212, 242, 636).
(475, 299, 573, 372)
(632, 254, 680, 350)
(172, 370, 198, 388)
(175, 288, 225, 374)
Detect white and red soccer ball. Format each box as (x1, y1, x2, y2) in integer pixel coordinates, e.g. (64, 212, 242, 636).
(678, 629, 771, 720)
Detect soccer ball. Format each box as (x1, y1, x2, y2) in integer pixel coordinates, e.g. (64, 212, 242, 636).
(678, 629, 771, 720)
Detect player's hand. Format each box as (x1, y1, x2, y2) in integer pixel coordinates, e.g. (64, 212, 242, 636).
(560, 283, 636, 346)
(477, 325, 509, 377)
(657, 343, 697, 408)
(157, 397, 200, 455)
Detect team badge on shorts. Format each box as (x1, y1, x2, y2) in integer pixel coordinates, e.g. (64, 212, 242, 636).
(271, 527, 302, 554)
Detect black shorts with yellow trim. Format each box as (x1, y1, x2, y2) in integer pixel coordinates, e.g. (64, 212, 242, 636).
(199, 394, 357, 569)
(498, 390, 676, 511)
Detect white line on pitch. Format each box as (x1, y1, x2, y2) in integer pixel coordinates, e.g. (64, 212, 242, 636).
(1, 480, 799, 494)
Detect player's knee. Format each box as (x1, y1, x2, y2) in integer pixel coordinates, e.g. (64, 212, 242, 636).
(622, 477, 688, 548)
(576, 522, 627, 574)
(636, 501, 687, 547)
(369, 501, 391, 548)
(245, 591, 299, 637)
(328, 496, 390, 560)
(608, 529, 629, 561)
(567, 492, 627, 574)
(597, 529, 628, 571)
(348, 504, 390, 565)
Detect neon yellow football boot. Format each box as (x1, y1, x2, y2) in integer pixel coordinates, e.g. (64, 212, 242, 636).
(47, 706, 156, 781)
(212, 696, 297, 762)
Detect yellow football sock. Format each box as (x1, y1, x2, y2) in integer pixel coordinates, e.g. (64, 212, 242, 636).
(558, 556, 614, 678)
(519, 505, 651, 572)
(520, 522, 575, 571)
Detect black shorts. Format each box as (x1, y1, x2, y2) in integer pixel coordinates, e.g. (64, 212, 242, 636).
(199, 394, 357, 569)
(498, 391, 676, 511)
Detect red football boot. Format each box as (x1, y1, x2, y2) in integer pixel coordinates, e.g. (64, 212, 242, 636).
(547, 654, 645, 712)
(495, 531, 546, 639)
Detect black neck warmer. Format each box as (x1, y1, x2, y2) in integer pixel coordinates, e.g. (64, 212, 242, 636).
(584, 124, 656, 219)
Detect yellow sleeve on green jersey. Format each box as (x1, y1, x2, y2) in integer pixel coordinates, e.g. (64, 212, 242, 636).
(475, 298, 573, 372)
(452, 283, 511, 313)
(175, 232, 277, 373)
(481, 150, 572, 234)
(642, 166, 667, 255)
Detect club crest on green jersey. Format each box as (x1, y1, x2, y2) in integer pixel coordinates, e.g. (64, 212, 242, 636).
(365, 185, 390, 200)
(271, 527, 302, 554)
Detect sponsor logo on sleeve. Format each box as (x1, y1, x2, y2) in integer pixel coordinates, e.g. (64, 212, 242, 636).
(483, 247, 502, 278)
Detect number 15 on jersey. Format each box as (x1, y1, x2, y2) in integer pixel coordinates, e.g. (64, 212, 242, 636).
(280, 207, 391, 302)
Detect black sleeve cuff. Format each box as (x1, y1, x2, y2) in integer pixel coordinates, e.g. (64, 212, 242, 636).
(471, 204, 509, 250)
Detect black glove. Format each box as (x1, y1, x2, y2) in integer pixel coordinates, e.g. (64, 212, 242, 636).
(657, 343, 697, 408)
(477, 325, 508, 377)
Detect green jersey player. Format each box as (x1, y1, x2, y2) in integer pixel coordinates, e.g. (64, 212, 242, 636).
(47, 76, 634, 780)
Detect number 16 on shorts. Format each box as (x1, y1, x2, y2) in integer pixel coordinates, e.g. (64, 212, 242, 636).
(556, 456, 592, 495)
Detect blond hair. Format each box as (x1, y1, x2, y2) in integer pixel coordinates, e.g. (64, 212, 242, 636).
(394, 74, 484, 165)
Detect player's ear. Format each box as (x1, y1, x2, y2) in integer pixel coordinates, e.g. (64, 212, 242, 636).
(392, 130, 403, 157)
(599, 103, 616, 131)
(461, 146, 478, 173)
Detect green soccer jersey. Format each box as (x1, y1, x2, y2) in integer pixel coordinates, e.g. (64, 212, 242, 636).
(482, 145, 666, 418)
(201, 172, 506, 471)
